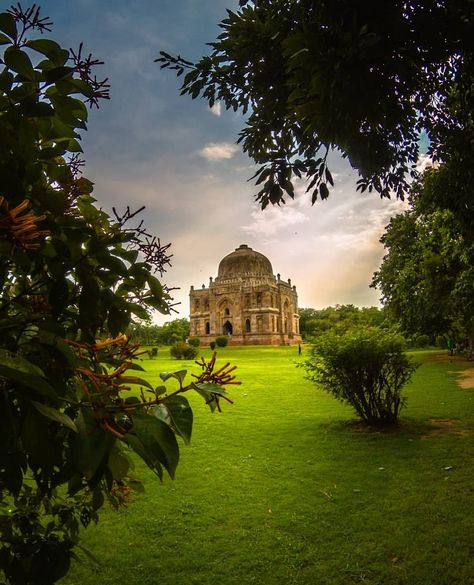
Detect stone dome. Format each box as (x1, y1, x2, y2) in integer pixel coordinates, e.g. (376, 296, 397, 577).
(217, 244, 273, 278)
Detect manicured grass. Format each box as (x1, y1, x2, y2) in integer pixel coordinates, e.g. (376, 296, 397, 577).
(61, 347, 474, 585)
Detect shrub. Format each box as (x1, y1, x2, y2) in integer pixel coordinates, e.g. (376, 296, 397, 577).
(435, 335, 446, 348)
(170, 342, 199, 360)
(210, 341, 216, 350)
(301, 328, 418, 426)
(149, 347, 158, 358)
(414, 333, 430, 348)
(188, 336, 201, 347)
(215, 336, 229, 347)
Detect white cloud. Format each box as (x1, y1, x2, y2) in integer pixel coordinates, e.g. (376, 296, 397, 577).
(416, 153, 436, 173)
(242, 206, 310, 241)
(210, 103, 221, 116)
(198, 142, 239, 161)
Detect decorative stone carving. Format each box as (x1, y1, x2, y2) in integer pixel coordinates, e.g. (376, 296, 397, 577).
(189, 244, 302, 345)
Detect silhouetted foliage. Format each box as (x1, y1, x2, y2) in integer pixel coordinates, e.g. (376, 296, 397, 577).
(158, 0, 474, 210)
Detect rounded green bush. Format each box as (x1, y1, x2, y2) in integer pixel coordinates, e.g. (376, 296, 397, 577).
(215, 336, 228, 348)
(187, 336, 200, 347)
(170, 342, 199, 360)
(301, 327, 418, 426)
(414, 333, 430, 348)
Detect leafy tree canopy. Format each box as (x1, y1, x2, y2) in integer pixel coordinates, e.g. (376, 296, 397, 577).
(155, 318, 190, 345)
(127, 319, 190, 346)
(299, 305, 386, 338)
(372, 166, 474, 344)
(158, 0, 474, 210)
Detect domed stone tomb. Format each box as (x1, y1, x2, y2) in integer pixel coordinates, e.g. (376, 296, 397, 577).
(189, 244, 301, 345)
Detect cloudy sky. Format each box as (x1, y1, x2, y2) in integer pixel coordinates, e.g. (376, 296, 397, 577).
(38, 0, 408, 323)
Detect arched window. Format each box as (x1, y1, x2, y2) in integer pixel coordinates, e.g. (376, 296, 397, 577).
(225, 307, 230, 316)
(205, 321, 210, 334)
(194, 299, 200, 312)
(245, 319, 251, 333)
(256, 293, 262, 306)
(223, 321, 233, 335)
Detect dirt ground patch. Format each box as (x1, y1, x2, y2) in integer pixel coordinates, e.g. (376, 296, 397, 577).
(450, 368, 474, 389)
(425, 352, 467, 364)
(421, 418, 471, 439)
(424, 352, 474, 388)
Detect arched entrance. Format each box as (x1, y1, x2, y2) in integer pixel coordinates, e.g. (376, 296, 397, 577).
(223, 321, 233, 335)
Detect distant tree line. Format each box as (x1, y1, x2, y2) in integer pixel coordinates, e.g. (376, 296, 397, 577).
(127, 318, 190, 346)
(299, 304, 449, 350)
(299, 305, 387, 339)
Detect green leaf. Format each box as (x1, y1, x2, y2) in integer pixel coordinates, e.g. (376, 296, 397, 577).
(123, 433, 163, 480)
(325, 167, 334, 187)
(74, 408, 115, 481)
(0, 68, 13, 92)
(319, 182, 329, 200)
(155, 385, 167, 397)
(192, 381, 229, 397)
(0, 455, 25, 497)
(124, 396, 141, 405)
(128, 413, 179, 478)
(92, 486, 105, 510)
(79, 276, 101, 329)
(118, 375, 154, 391)
(159, 370, 187, 385)
(147, 274, 163, 297)
(108, 303, 130, 336)
(48, 278, 70, 317)
(67, 138, 83, 152)
(108, 445, 130, 481)
(0, 32, 11, 45)
(45, 66, 74, 85)
(100, 254, 128, 276)
(154, 395, 193, 445)
(21, 407, 62, 470)
(26, 39, 69, 65)
(0, 13, 16, 39)
(129, 304, 150, 320)
(191, 382, 230, 412)
(32, 401, 78, 432)
(0, 349, 56, 398)
(26, 101, 55, 117)
(4, 47, 35, 79)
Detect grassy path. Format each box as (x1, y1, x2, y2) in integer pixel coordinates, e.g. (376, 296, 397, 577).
(62, 347, 474, 585)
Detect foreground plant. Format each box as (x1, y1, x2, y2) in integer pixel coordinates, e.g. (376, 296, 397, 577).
(301, 328, 418, 427)
(0, 5, 239, 585)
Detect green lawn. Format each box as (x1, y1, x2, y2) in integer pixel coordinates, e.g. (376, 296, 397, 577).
(62, 346, 474, 585)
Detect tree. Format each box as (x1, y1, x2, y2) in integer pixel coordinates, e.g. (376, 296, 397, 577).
(301, 328, 418, 426)
(0, 7, 239, 584)
(299, 305, 387, 339)
(154, 318, 190, 345)
(157, 0, 474, 211)
(372, 167, 474, 346)
(127, 321, 161, 346)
